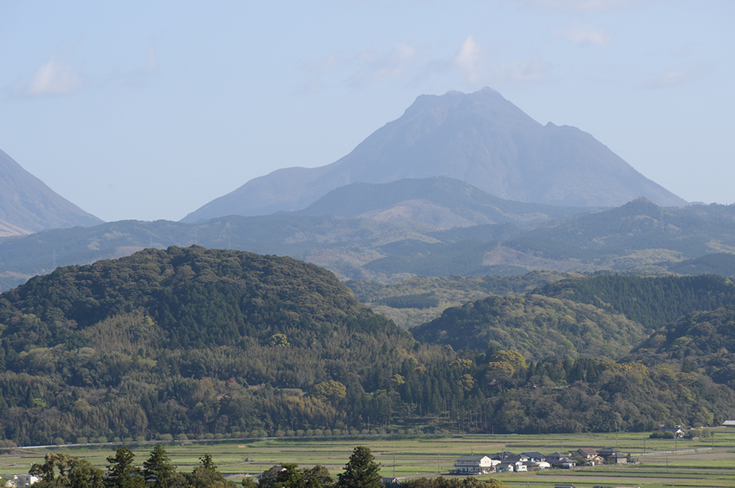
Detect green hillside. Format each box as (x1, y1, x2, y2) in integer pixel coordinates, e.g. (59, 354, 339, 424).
(2, 247, 735, 446)
(537, 274, 735, 329)
(411, 294, 646, 360)
(0, 246, 413, 445)
(628, 306, 735, 389)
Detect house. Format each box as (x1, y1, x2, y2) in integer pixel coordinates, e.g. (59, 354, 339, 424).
(3, 475, 39, 487)
(569, 448, 602, 465)
(453, 455, 495, 474)
(521, 451, 546, 462)
(722, 420, 735, 427)
(545, 452, 576, 469)
(495, 463, 514, 473)
(660, 427, 685, 438)
(489, 451, 516, 461)
(596, 447, 627, 464)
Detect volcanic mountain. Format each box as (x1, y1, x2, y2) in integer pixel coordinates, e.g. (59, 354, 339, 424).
(182, 87, 685, 222)
(0, 149, 102, 236)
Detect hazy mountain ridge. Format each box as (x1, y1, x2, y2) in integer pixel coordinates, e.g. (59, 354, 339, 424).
(295, 176, 595, 228)
(2, 197, 735, 293)
(0, 149, 103, 235)
(183, 87, 685, 222)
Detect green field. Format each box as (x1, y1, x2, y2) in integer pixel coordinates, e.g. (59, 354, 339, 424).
(2, 431, 734, 488)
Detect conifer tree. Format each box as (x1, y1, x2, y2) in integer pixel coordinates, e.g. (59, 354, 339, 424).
(143, 444, 175, 488)
(337, 446, 381, 488)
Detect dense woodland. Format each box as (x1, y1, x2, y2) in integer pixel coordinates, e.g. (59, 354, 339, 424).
(1, 246, 735, 446)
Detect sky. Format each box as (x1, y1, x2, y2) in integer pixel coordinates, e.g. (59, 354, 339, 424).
(1, 0, 733, 222)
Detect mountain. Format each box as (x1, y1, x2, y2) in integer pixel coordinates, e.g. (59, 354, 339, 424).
(4, 198, 735, 293)
(0, 149, 102, 235)
(182, 87, 685, 222)
(295, 176, 594, 229)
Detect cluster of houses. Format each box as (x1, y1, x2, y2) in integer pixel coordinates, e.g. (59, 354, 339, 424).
(454, 447, 627, 474)
(2, 475, 38, 488)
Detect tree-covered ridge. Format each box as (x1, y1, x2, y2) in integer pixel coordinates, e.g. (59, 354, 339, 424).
(1, 246, 734, 445)
(411, 294, 645, 360)
(536, 274, 735, 330)
(0, 245, 403, 350)
(627, 307, 735, 389)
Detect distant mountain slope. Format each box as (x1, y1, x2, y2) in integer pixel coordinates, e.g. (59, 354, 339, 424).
(518, 198, 735, 257)
(296, 176, 593, 228)
(182, 87, 685, 222)
(0, 149, 102, 234)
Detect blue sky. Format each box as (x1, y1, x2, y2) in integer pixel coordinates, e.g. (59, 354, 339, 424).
(1, 0, 733, 222)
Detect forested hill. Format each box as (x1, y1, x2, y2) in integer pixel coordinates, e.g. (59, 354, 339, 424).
(536, 274, 735, 330)
(627, 306, 735, 389)
(0, 245, 403, 350)
(410, 294, 645, 360)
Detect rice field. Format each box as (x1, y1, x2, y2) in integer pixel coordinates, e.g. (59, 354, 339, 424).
(2, 430, 734, 488)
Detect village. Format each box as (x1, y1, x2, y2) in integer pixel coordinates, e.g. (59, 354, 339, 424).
(453, 447, 628, 475)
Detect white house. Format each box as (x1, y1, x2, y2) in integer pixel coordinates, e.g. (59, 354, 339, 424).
(3, 475, 39, 487)
(454, 455, 495, 474)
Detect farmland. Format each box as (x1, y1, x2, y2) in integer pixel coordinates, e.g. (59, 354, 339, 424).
(2, 431, 735, 487)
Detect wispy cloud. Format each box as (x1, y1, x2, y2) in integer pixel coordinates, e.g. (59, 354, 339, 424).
(555, 25, 611, 47)
(452, 35, 550, 87)
(22, 57, 83, 97)
(641, 66, 709, 89)
(518, 0, 632, 12)
(453, 35, 483, 83)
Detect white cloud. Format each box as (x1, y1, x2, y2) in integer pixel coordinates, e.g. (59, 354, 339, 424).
(24, 58, 82, 97)
(555, 26, 611, 47)
(452, 36, 550, 87)
(453, 35, 483, 83)
(642, 66, 708, 89)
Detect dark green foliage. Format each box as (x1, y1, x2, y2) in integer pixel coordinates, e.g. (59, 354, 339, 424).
(106, 447, 144, 488)
(628, 306, 735, 390)
(143, 445, 175, 488)
(30, 453, 105, 488)
(0, 246, 413, 445)
(337, 446, 381, 488)
(186, 454, 236, 488)
(3, 245, 735, 442)
(538, 274, 735, 330)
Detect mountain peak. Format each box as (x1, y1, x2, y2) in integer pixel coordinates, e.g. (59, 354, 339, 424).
(0, 149, 103, 235)
(182, 88, 686, 222)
